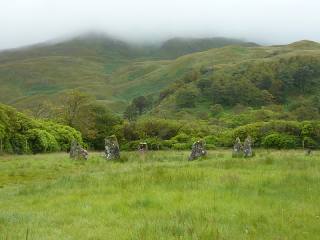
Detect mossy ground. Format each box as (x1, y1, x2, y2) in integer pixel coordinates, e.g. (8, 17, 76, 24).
(0, 150, 319, 239)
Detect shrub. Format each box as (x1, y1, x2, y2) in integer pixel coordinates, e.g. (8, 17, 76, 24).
(303, 137, 318, 149)
(262, 133, 299, 149)
(138, 118, 180, 140)
(172, 143, 191, 150)
(206, 144, 216, 150)
(172, 133, 190, 143)
(204, 135, 218, 145)
(146, 138, 163, 150)
(27, 129, 60, 153)
(162, 140, 177, 149)
(10, 133, 29, 154)
(121, 140, 140, 151)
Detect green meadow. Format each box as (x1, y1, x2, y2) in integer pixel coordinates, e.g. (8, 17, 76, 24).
(0, 150, 319, 239)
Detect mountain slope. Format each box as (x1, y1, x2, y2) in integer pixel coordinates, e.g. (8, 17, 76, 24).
(1, 35, 320, 118)
(0, 34, 257, 111)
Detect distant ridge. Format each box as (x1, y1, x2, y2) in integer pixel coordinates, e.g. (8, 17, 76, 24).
(1, 33, 319, 115)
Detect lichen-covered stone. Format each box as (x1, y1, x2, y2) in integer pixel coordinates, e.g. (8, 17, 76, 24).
(105, 135, 120, 160)
(189, 140, 207, 161)
(69, 140, 88, 160)
(138, 142, 148, 152)
(243, 136, 253, 157)
(232, 137, 243, 157)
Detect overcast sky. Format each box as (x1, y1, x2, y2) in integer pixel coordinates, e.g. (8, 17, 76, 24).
(0, 0, 320, 50)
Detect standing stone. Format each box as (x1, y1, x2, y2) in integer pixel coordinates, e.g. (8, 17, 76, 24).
(105, 135, 120, 160)
(305, 149, 312, 156)
(189, 140, 207, 161)
(232, 137, 243, 157)
(69, 140, 88, 160)
(138, 142, 148, 152)
(243, 136, 253, 157)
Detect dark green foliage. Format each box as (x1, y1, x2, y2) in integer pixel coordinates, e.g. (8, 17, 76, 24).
(10, 133, 29, 154)
(0, 104, 82, 154)
(137, 118, 181, 140)
(132, 96, 148, 115)
(176, 89, 197, 108)
(123, 104, 138, 121)
(27, 129, 60, 153)
(197, 78, 212, 96)
(262, 133, 298, 149)
(303, 137, 318, 149)
(172, 143, 192, 150)
(210, 104, 223, 116)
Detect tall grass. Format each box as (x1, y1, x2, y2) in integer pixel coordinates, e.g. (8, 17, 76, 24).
(0, 150, 319, 239)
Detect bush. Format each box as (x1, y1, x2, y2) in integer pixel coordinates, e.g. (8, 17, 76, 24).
(172, 133, 190, 143)
(204, 135, 218, 145)
(262, 133, 299, 149)
(10, 133, 29, 154)
(303, 137, 318, 149)
(138, 118, 180, 140)
(206, 144, 216, 150)
(146, 138, 163, 150)
(172, 143, 192, 150)
(0, 104, 82, 154)
(162, 140, 177, 149)
(121, 140, 140, 151)
(27, 129, 60, 153)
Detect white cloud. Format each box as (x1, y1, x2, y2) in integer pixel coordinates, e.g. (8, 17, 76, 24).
(0, 0, 319, 49)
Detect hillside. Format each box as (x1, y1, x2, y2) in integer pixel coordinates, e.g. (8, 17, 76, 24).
(0, 34, 320, 119)
(0, 34, 256, 112)
(149, 40, 320, 119)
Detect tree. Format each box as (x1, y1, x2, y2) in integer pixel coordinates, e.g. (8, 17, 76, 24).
(124, 104, 138, 121)
(293, 106, 320, 121)
(197, 78, 212, 95)
(293, 65, 314, 92)
(176, 89, 197, 108)
(210, 104, 223, 116)
(89, 103, 122, 149)
(58, 90, 92, 127)
(132, 96, 148, 115)
(57, 90, 96, 142)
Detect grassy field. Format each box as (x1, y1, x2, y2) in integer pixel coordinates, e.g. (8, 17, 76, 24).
(0, 150, 319, 239)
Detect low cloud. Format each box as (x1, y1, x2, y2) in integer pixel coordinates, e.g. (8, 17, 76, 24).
(0, 0, 320, 50)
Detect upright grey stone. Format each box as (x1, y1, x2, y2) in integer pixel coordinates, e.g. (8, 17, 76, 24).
(105, 135, 120, 160)
(69, 140, 88, 160)
(243, 136, 253, 157)
(138, 142, 148, 152)
(189, 140, 207, 161)
(232, 137, 243, 157)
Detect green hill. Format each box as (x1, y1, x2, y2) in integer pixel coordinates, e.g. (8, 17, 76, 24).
(150, 41, 320, 118)
(0, 34, 256, 112)
(0, 34, 320, 119)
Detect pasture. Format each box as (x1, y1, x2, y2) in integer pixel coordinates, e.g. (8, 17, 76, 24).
(0, 150, 319, 239)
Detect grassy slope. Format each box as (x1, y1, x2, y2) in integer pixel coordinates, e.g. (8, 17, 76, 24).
(0, 35, 255, 112)
(151, 42, 320, 116)
(0, 150, 319, 239)
(0, 37, 319, 113)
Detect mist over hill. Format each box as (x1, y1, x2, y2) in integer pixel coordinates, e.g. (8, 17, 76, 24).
(0, 33, 256, 108)
(0, 33, 319, 124)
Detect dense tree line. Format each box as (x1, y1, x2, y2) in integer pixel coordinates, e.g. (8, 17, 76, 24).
(0, 104, 82, 154)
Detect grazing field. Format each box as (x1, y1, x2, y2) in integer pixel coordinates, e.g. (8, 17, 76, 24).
(0, 150, 319, 239)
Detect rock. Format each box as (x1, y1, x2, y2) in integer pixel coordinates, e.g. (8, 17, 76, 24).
(243, 136, 253, 157)
(138, 142, 148, 152)
(232, 137, 243, 157)
(189, 140, 207, 161)
(305, 149, 312, 156)
(105, 135, 120, 160)
(69, 140, 88, 160)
